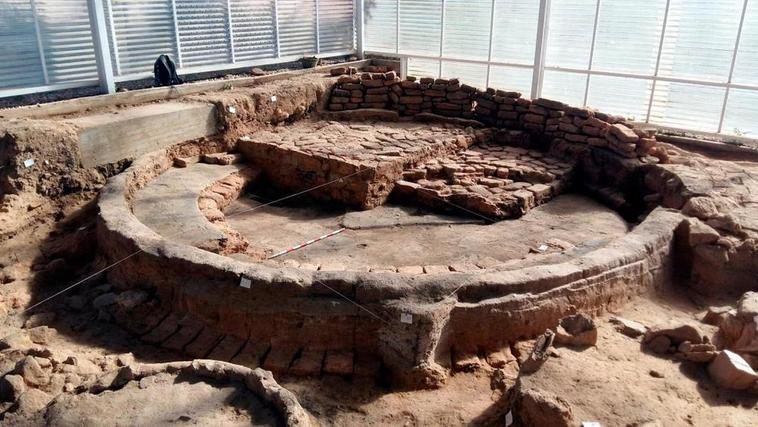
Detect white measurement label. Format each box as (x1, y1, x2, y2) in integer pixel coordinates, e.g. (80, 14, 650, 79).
(23, 159, 35, 168)
(400, 312, 413, 324)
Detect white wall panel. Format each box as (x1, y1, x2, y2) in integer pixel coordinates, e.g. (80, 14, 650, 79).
(399, 0, 441, 56)
(230, 0, 277, 61)
(319, 0, 354, 52)
(442, 0, 491, 61)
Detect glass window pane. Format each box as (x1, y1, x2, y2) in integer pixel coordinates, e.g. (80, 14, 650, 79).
(441, 60, 488, 89)
(399, 0, 442, 56)
(542, 70, 587, 106)
(491, 0, 539, 65)
(591, 0, 666, 75)
(545, 0, 596, 69)
(408, 57, 440, 79)
(586, 75, 652, 121)
(442, 0, 492, 61)
(364, 0, 397, 52)
(649, 82, 726, 132)
(658, 0, 743, 81)
(488, 65, 533, 95)
(723, 89, 758, 138)
(733, 1, 758, 86)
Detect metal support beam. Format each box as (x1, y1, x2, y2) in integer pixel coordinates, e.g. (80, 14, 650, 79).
(485, 0, 496, 89)
(583, 0, 601, 106)
(226, 0, 236, 63)
(273, 0, 281, 57)
(170, 0, 183, 67)
(718, 0, 749, 133)
(315, 0, 320, 54)
(355, 0, 364, 58)
(645, 0, 671, 123)
(29, 0, 49, 85)
(531, 0, 551, 99)
(87, 0, 116, 93)
(438, 0, 446, 78)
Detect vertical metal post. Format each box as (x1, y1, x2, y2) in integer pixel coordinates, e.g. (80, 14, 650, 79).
(355, 0, 364, 57)
(29, 0, 49, 84)
(438, 0, 446, 78)
(315, 0, 320, 54)
(531, 0, 551, 99)
(718, 0, 749, 133)
(170, 0, 183, 67)
(395, 0, 400, 54)
(645, 0, 671, 123)
(87, 0, 115, 93)
(583, 0, 601, 106)
(226, 0, 236, 63)
(274, 0, 281, 58)
(485, 0, 496, 88)
(104, 0, 120, 76)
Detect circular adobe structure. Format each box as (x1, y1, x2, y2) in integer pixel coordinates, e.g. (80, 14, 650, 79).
(96, 71, 758, 389)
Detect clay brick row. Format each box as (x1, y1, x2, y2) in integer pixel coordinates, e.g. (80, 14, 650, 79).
(328, 71, 401, 111)
(326, 72, 669, 164)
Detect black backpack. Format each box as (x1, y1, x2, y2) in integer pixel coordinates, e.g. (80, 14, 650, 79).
(153, 54, 183, 87)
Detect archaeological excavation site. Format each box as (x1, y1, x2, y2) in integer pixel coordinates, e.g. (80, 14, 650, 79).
(1, 2, 758, 426)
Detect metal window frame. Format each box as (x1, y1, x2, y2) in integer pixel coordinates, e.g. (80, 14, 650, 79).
(366, 0, 756, 136)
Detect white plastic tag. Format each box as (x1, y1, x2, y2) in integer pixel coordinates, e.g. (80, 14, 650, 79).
(400, 313, 413, 324)
(23, 159, 35, 168)
(505, 411, 513, 426)
(270, 95, 277, 102)
(240, 276, 251, 289)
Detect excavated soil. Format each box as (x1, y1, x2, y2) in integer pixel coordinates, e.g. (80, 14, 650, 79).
(2, 66, 758, 426)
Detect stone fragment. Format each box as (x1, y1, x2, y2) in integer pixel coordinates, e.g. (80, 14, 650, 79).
(609, 123, 640, 144)
(686, 217, 720, 246)
(644, 324, 703, 346)
(15, 389, 51, 415)
(23, 312, 55, 329)
(17, 356, 49, 386)
(27, 326, 56, 345)
(554, 313, 597, 347)
(0, 374, 26, 402)
(737, 291, 758, 319)
(518, 389, 574, 427)
(92, 292, 117, 309)
(708, 350, 758, 390)
(702, 306, 733, 326)
(646, 335, 672, 354)
(115, 290, 149, 310)
(682, 196, 719, 220)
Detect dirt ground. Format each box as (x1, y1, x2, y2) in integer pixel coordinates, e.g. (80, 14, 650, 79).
(3, 206, 756, 426)
(227, 193, 628, 269)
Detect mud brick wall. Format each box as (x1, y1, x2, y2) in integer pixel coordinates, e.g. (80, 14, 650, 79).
(326, 74, 667, 164)
(328, 71, 401, 111)
(395, 77, 476, 117)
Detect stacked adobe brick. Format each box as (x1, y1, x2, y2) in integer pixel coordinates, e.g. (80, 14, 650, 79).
(394, 77, 476, 117)
(328, 70, 401, 111)
(326, 72, 667, 165)
(472, 88, 528, 128)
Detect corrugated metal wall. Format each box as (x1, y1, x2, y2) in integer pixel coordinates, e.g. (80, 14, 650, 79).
(1, 0, 355, 95)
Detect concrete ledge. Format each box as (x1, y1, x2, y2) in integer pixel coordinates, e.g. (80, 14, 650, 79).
(0, 60, 371, 119)
(66, 102, 218, 167)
